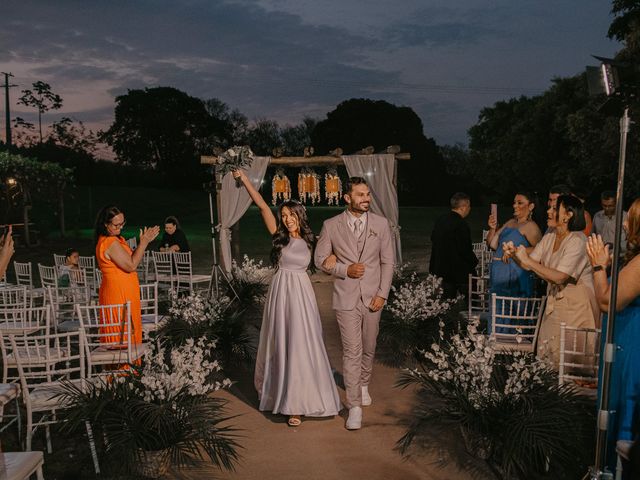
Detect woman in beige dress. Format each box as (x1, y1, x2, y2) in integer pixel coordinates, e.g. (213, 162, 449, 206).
(503, 194, 599, 367)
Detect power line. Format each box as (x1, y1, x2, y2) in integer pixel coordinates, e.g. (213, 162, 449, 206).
(1, 72, 18, 147)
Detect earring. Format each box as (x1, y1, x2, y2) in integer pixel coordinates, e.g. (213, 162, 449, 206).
(527, 211, 533, 220)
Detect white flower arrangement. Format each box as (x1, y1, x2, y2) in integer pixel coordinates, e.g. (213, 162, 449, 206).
(386, 273, 460, 323)
(133, 336, 231, 402)
(169, 291, 230, 324)
(231, 254, 273, 286)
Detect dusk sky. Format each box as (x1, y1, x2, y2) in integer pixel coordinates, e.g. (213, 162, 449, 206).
(1, 0, 621, 157)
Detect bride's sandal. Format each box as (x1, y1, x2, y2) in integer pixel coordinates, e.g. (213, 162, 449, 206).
(288, 415, 302, 427)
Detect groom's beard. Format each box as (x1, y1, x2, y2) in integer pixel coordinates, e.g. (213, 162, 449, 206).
(349, 202, 369, 214)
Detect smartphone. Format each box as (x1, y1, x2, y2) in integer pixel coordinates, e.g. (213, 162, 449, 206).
(490, 203, 498, 222)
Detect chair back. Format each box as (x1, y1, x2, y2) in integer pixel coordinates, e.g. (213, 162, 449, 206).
(53, 254, 66, 267)
(38, 264, 58, 289)
(475, 250, 493, 279)
(140, 283, 159, 334)
(473, 242, 486, 255)
(78, 256, 96, 289)
(0, 286, 29, 311)
(467, 274, 489, 321)
(76, 302, 146, 375)
(13, 261, 33, 288)
(136, 250, 151, 283)
(8, 329, 85, 386)
(95, 269, 103, 290)
(173, 252, 194, 293)
(489, 294, 544, 351)
(482, 229, 490, 242)
(152, 251, 174, 289)
(69, 268, 88, 288)
(558, 323, 601, 387)
(46, 285, 91, 328)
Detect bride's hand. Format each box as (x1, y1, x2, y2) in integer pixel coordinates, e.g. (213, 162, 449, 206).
(322, 254, 337, 271)
(232, 169, 246, 181)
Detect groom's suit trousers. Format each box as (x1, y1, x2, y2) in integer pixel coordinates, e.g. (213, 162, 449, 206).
(335, 301, 382, 408)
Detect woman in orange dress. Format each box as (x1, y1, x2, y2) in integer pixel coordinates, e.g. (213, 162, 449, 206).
(94, 206, 159, 345)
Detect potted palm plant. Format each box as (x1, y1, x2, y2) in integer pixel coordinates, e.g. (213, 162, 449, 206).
(60, 337, 240, 478)
(396, 326, 595, 479)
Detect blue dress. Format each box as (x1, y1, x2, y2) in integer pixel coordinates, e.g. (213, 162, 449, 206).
(489, 227, 536, 334)
(599, 296, 640, 470)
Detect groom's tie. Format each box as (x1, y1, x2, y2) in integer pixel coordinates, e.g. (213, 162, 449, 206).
(354, 218, 363, 238)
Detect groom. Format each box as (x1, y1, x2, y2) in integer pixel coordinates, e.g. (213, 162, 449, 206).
(315, 176, 395, 430)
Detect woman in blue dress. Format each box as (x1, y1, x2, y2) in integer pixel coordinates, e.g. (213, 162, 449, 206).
(485, 192, 542, 332)
(587, 198, 640, 472)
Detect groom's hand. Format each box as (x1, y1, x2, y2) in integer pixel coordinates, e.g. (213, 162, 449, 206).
(369, 296, 385, 312)
(347, 263, 365, 278)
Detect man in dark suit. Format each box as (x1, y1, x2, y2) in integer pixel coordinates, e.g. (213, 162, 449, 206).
(429, 192, 478, 298)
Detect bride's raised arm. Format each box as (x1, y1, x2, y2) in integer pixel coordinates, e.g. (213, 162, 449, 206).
(232, 169, 277, 235)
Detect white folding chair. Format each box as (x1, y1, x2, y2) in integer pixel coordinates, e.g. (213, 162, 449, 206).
(76, 302, 148, 377)
(37, 264, 58, 290)
(140, 283, 160, 335)
(463, 274, 489, 323)
(473, 242, 487, 256)
(475, 250, 493, 279)
(46, 286, 91, 333)
(126, 236, 138, 251)
(0, 451, 44, 480)
(78, 256, 96, 290)
(69, 268, 88, 288)
(482, 229, 490, 243)
(558, 323, 601, 395)
(152, 251, 174, 291)
(0, 306, 52, 383)
(136, 250, 151, 283)
(13, 262, 34, 289)
(0, 382, 21, 438)
(53, 254, 66, 268)
(489, 294, 544, 352)
(9, 329, 86, 452)
(94, 269, 103, 292)
(174, 252, 210, 294)
(0, 286, 29, 312)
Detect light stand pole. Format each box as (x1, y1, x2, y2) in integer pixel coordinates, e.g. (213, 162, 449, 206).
(204, 172, 239, 302)
(589, 106, 632, 480)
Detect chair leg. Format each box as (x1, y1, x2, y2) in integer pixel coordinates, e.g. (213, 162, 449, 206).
(25, 414, 33, 451)
(36, 464, 44, 480)
(45, 424, 52, 454)
(616, 453, 623, 480)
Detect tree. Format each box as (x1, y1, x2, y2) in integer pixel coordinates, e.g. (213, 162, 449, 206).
(281, 117, 317, 156)
(17, 81, 63, 143)
(101, 87, 227, 178)
(311, 98, 444, 204)
(246, 119, 281, 156)
(49, 117, 98, 154)
(203, 98, 247, 148)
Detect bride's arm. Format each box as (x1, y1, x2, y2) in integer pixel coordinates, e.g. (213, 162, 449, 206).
(233, 170, 277, 235)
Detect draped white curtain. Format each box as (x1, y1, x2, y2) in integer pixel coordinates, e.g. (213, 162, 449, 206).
(219, 156, 270, 272)
(342, 154, 402, 262)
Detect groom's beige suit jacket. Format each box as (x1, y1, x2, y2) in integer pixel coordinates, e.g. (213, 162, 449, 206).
(315, 211, 395, 310)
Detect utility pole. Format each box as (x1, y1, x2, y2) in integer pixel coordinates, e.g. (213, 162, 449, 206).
(1, 72, 17, 148)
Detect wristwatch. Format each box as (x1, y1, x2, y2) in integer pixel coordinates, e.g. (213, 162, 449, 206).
(592, 265, 605, 272)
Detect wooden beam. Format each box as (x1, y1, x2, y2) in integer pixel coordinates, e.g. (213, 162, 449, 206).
(201, 152, 410, 167)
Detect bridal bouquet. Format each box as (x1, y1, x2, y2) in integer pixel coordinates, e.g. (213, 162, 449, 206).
(216, 145, 254, 177)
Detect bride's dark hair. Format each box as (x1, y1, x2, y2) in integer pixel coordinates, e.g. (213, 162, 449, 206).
(270, 200, 316, 272)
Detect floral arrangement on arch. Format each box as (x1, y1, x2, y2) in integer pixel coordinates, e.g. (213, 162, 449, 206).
(324, 167, 342, 205)
(59, 337, 239, 477)
(396, 320, 596, 479)
(271, 168, 291, 205)
(298, 167, 321, 205)
(216, 145, 254, 177)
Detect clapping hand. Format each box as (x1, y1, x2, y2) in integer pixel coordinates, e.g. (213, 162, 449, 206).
(139, 226, 160, 245)
(586, 234, 610, 269)
(501, 240, 516, 263)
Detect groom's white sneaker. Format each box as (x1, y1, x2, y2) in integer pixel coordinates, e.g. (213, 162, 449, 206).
(361, 386, 372, 406)
(346, 406, 362, 430)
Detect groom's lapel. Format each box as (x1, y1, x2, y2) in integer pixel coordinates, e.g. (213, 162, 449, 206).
(338, 211, 358, 258)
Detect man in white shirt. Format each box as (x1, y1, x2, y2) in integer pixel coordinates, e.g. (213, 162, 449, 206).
(592, 190, 627, 255)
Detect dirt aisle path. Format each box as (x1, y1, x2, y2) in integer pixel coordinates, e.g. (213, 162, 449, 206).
(177, 276, 472, 480)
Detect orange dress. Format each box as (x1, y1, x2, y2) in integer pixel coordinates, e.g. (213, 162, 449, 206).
(96, 235, 142, 345)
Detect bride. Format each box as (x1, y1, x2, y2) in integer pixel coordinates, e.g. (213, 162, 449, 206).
(233, 169, 341, 427)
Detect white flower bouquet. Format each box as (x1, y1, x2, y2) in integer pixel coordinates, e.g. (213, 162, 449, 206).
(216, 145, 254, 177)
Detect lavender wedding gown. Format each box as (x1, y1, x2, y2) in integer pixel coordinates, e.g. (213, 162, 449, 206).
(254, 237, 341, 416)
